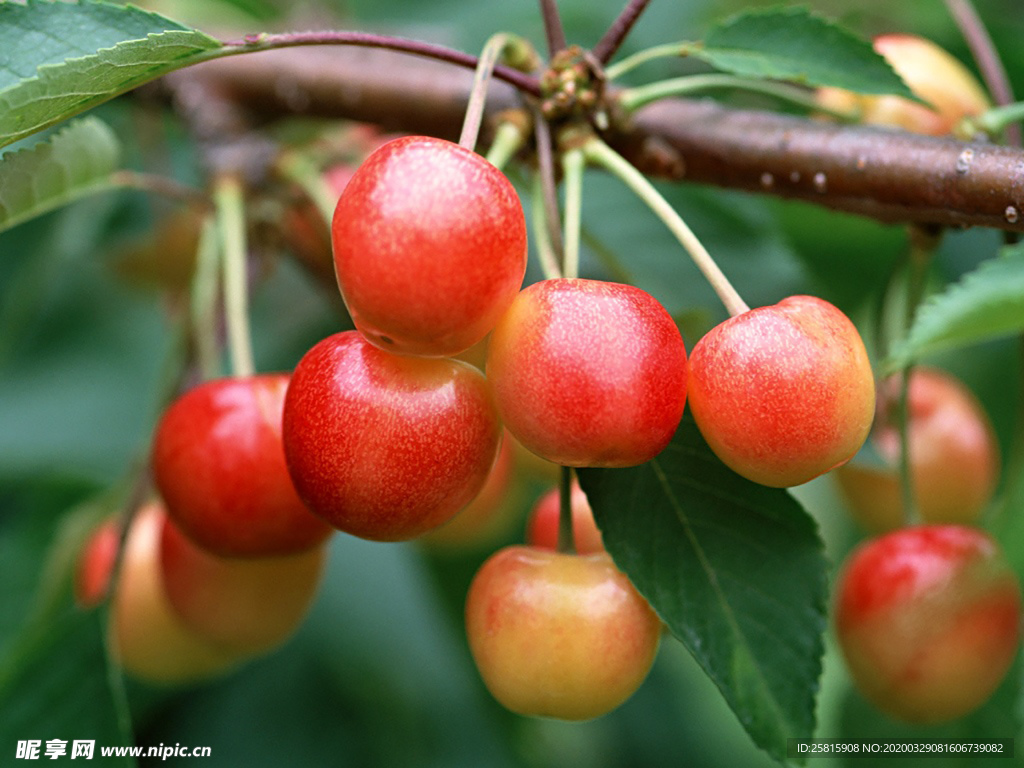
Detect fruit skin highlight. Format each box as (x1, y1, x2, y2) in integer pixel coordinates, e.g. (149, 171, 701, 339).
(466, 546, 661, 721)
(283, 331, 502, 541)
(836, 367, 999, 532)
(332, 135, 527, 357)
(152, 374, 332, 558)
(486, 278, 688, 468)
(835, 525, 1021, 723)
(687, 295, 875, 487)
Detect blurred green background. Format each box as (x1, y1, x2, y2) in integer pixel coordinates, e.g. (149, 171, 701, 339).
(2, 0, 1023, 765)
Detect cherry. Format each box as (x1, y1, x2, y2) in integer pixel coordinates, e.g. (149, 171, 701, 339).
(106, 503, 238, 685)
(152, 374, 333, 558)
(332, 135, 527, 356)
(526, 481, 604, 555)
(817, 35, 989, 136)
(835, 525, 1021, 723)
(836, 367, 999, 532)
(282, 331, 502, 541)
(75, 518, 120, 609)
(687, 295, 875, 487)
(159, 514, 326, 656)
(486, 278, 688, 467)
(465, 546, 661, 720)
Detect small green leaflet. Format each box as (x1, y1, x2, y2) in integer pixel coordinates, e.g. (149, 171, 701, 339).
(697, 6, 916, 98)
(0, 0, 222, 149)
(0, 117, 121, 233)
(886, 247, 1024, 369)
(577, 414, 827, 763)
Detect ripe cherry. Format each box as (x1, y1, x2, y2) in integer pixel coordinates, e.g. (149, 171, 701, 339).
(282, 331, 502, 541)
(836, 367, 999, 532)
(152, 374, 333, 558)
(687, 295, 875, 487)
(526, 481, 604, 555)
(332, 135, 527, 356)
(486, 278, 688, 467)
(835, 525, 1021, 723)
(465, 546, 661, 720)
(75, 518, 120, 609)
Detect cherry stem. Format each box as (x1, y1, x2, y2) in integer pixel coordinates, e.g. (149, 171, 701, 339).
(619, 74, 856, 120)
(190, 214, 223, 381)
(539, 0, 568, 56)
(213, 174, 255, 378)
(485, 120, 528, 170)
(557, 466, 576, 554)
(561, 147, 585, 279)
(583, 137, 749, 316)
(944, 0, 1020, 146)
(592, 0, 652, 65)
(277, 150, 338, 228)
(972, 100, 1024, 139)
(533, 108, 565, 265)
(109, 171, 209, 208)
(460, 34, 513, 151)
(603, 42, 696, 81)
(221, 31, 542, 97)
(530, 173, 563, 280)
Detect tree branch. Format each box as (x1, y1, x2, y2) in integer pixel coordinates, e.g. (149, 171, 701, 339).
(162, 47, 1024, 232)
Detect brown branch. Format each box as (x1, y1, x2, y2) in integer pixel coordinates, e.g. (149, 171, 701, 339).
(162, 46, 1024, 232)
(592, 0, 652, 65)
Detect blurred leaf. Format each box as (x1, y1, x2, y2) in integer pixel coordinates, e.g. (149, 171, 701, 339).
(0, 0, 220, 148)
(577, 414, 828, 763)
(837, 654, 1021, 768)
(886, 247, 1024, 369)
(0, 117, 121, 234)
(698, 6, 914, 97)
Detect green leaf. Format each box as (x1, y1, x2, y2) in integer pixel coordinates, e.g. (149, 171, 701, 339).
(698, 6, 915, 98)
(0, 117, 121, 233)
(577, 414, 828, 763)
(886, 247, 1024, 369)
(0, 0, 221, 149)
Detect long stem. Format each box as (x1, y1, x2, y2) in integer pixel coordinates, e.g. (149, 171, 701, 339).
(485, 120, 528, 171)
(604, 42, 696, 81)
(583, 137, 749, 316)
(557, 466, 575, 554)
(533, 108, 565, 264)
(221, 31, 541, 97)
(619, 74, 854, 118)
(592, 0, 653, 65)
(974, 101, 1024, 139)
(944, 0, 1019, 146)
(561, 147, 585, 280)
(214, 174, 255, 378)
(276, 151, 338, 225)
(530, 173, 563, 281)
(459, 33, 512, 151)
(190, 214, 223, 380)
(539, 0, 567, 56)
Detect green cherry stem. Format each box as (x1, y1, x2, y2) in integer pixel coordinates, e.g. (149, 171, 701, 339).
(561, 147, 585, 280)
(213, 174, 255, 378)
(603, 41, 697, 81)
(459, 33, 513, 151)
(276, 150, 338, 225)
(556, 465, 576, 554)
(190, 214, 223, 381)
(530, 173, 564, 280)
(969, 100, 1024, 140)
(485, 120, 528, 171)
(583, 137, 749, 316)
(619, 74, 855, 119)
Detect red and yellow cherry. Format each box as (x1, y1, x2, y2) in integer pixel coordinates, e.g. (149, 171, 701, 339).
(420, 431, 520, 550)
(159, 514, 326, 656)
(107, 502, 239, 685)
(527, 481, 604, 555)
(75, 518, 120, 609)
(282, 331, 502, 541)
(332, 135, 527, 356)
(465, 546, 661, 720)
(152, 374, 332, 558)
(687, 295, 874, 487)
(835, 525, 1021, 723)
(817, 35, 990, 137)
(836, 367, 999, 532)
(486, 278, 688, 467)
